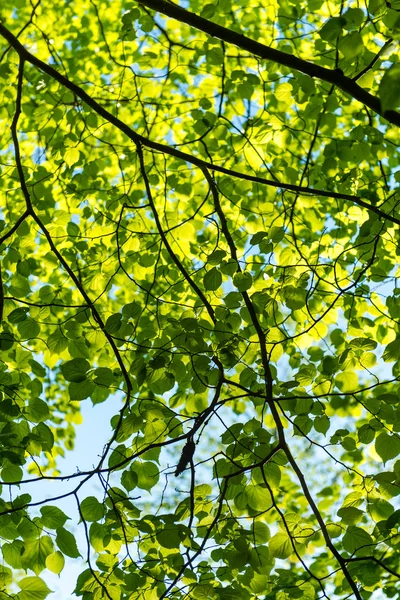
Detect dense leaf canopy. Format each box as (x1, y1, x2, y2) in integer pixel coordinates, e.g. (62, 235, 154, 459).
(0, 0, 400, 598)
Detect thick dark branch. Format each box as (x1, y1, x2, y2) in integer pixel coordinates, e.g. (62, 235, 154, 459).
(353, 38, 394, 82)
(138, 0, 400, 127)
(0, 210, 30, 245)
(10, 59, 33, 214)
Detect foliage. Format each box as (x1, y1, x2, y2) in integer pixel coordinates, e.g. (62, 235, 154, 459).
(0, 0, 400, 598)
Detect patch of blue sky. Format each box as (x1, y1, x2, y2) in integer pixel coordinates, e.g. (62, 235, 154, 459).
(99, 73, 112, 85)
(31, 146, 46, 165)
(108, 283, 119, 300)
(70, 213, 80, 225)
(71, 167, 83, 178)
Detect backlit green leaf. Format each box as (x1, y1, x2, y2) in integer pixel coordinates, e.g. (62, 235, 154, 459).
(342, 526, 374, 556)
(56, 528, 81, 558)
(379, 63, 400, 113)
(61, 358, 90, 382)
(80, 496, 106, 521)
(17, 576, 52, 600)
(375, 432, 400, 463)
(45, 551, 65, 575)
(204, 268, 222, 291)
(40, 506, 70, 529)
(269, 532, 293, 559)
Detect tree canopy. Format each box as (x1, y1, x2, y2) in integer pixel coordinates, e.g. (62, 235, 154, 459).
(0, 0, 400, 598)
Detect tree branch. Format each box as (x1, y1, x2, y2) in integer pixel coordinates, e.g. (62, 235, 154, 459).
(138, 0, 400, 127)
(0, 22, 399, 227)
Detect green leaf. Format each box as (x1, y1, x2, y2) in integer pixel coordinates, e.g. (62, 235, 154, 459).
(343, 8, 365, 28)
(338, 32, 364, 58)
(105, 313, 122, 334)
(68, 337, 90, 359)
(17, 576, 52, 600)
(274, 83, 292, 103)
(251, 521, 270, 543)
(269, 532, 293, 559)
(335, 371, 358, 392)
(121, 469, 138, 491)
(358, 424, 375, 444)
(201, 3, 215, 18)
(319, 17, 343, 41)
(47, 332, 68, 354)
(0, 63, 12, 80)
(342, 526, 374, 556)
(281, 286, 306, 310)
(326, 523, 343, 538)
(68, 379, 96, 400)
(131, 462, 159, 491)
(262, 463, 281, 488)
(45, 551, 65, 575)
(40, 506, 70, 529)
(233, 272, 253, 291)
(375, 432, 400, 463)
(157, 528, 180, 549)
(382, 337, 400, 362)
(314, 415, 330, 434)
(17, 318, 41, 339)
(80, 496, 106, 521)
(245, 485, 272, 511)
(8, 308, 28, 323)
(2, 540, 25, 569)
(64, 147, 80, 167)
(108, 444, 131, 469)
(337, 506, 364, 525)
(122, 301, 142, 318)
(367, 498, 394, 521)
(379, 63, 400, 113)
(26, 398, 49, 423)
(55, 528, 81, 558)
(61, 358, 90, 382)
(349, 337, 377, 350)
(0, 565, 12, 587)
(21, 536, 54, 575)
(250, 231, 268, 246)
(208, 250, 227, 265)
(1, 464, 23, 483)
(204, 267, 222, 291)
